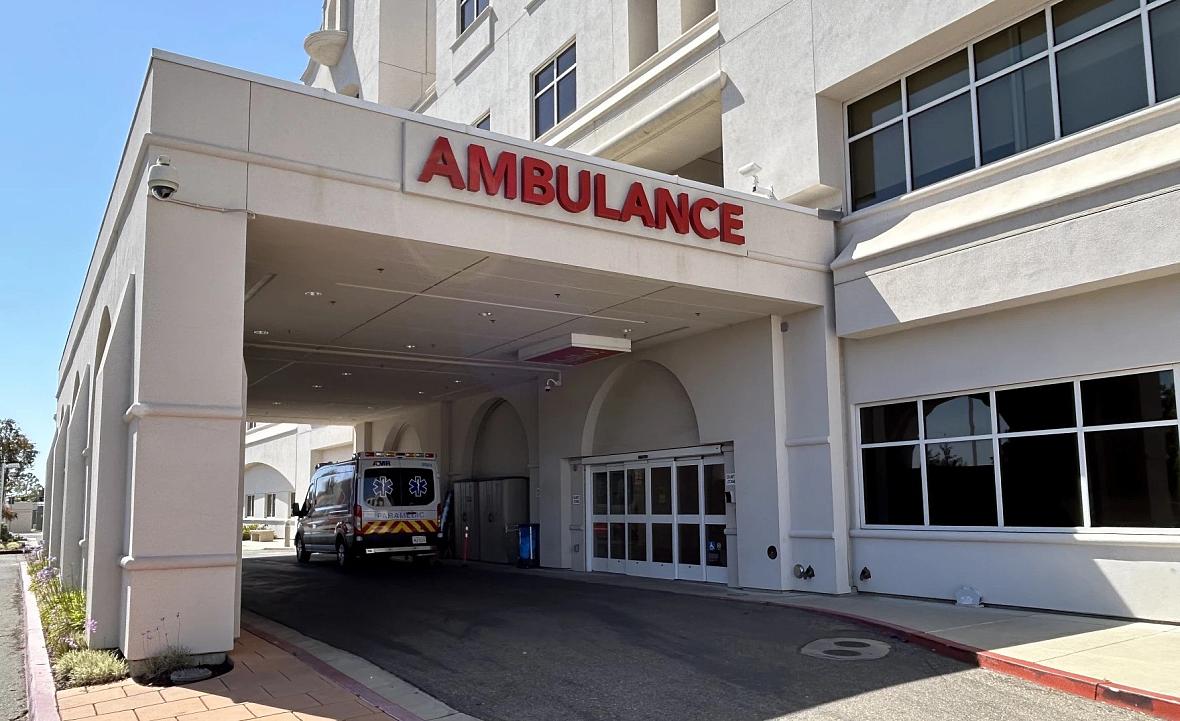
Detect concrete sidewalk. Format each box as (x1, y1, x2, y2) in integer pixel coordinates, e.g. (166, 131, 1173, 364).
(477, 563, 1180, 714)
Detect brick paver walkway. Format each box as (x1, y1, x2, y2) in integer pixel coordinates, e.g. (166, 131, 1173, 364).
(55, 631, 394, 721)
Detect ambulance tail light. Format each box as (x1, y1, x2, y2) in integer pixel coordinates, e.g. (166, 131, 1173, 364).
(353, 503, 364, 529)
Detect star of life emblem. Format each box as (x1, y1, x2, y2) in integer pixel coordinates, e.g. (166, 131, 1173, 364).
(372, 477, 393, 498)
(409, 476, 429, 498)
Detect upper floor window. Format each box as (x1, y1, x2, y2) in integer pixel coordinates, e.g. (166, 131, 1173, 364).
(847, 0, 1180, 212)
(534, 43, 577, 138)
(460, 0, 490, 33)
(475, 112, 491, 131)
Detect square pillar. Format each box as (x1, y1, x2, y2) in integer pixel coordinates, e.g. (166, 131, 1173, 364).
(84, 278, 136, 649)
(60, 372, 91, 588)
(119, 177, 247, 661)
(46, 422, 67, 562)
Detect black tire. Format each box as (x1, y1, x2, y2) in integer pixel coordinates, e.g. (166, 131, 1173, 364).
(295, 536, 311, 563)
(335, 539, 353, 570)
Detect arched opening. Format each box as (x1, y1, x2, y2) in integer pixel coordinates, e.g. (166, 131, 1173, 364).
(458, 400, 531, 563)
(243, 463, 297, 527)
(590, 360, 700, 455)
(94, 307, 112, 372)
(384, 424, 423, 452)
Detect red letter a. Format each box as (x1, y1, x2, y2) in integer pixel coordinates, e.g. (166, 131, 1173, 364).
(417, 136, 465, 190)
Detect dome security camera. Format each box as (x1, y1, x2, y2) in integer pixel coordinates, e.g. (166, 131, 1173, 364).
(147, 155, 180, 200)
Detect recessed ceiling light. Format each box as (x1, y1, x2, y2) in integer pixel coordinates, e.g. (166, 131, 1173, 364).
(271, 401, 283, 406)
(340, 371, 353, 377)
(479, 311, 494, 318)
(417, 391, 425, 395)
(453, 379, 462, 384)
(312, 384, 324, 390)
(304, 290, 323, 297)
(405, 344, 417, 350)
(622, 328, 632, 334)
(253, 329, 269, 336)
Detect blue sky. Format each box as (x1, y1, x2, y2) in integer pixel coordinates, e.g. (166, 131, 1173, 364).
(0, 3, 319, 474)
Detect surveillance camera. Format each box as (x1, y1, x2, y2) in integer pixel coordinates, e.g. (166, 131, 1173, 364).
(147, 155, 180, 200)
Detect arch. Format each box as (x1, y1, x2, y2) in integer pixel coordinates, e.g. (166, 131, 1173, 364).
(243, 462, 296, 519)
(94, 307, 112, 372)
(471, 399, 530, 479)
(584, 360, 700, 455)
(383, 423, 423, 452)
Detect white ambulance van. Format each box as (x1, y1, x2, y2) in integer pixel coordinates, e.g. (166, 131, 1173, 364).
(292, 452, 441, 568)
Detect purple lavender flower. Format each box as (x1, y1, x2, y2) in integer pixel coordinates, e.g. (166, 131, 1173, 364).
(63, 636, 79, 650)
(84, 619, 98, 633)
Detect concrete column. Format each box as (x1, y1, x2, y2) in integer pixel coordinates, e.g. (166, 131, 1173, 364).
(780, 303, 851, 595)
(41, 438, 56, 550)
(60, 371, 91, 588)
(46, 422, 67, 562)
(119, 186, 247, 662)
(84, 279, 136, 649)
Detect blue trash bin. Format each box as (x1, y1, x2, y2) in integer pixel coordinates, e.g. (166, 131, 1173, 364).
(517, 523, 539, 568)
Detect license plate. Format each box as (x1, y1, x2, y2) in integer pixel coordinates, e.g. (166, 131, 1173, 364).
(412, 535, 427, 545)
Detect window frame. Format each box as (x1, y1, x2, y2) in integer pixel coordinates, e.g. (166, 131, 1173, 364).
(265, 493, 277, 518)
(474, 112, 491, 131)
(458, 0, 490, 35)
(244, 494, 256, 518)
(844, 0, 1178, 214)
(854, 363, 1180, 534)
(532, 39, 577, 139)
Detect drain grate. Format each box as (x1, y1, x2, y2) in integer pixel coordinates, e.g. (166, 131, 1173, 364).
(801, 637, 891, 661)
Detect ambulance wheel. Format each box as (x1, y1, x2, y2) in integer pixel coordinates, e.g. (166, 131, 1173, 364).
(335, 540, 353, 570)
(295, 537, 310, 563)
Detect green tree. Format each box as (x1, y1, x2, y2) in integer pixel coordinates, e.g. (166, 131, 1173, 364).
(0, 419, 42, 502)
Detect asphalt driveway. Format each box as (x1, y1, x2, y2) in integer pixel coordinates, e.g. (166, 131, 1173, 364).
(241, 556, 1143, 721)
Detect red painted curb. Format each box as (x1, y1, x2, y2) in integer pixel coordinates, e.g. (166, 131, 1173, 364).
(240, 621, 427, 721)
(787, 602, 1180, 720)
(19, 562, 62, 721)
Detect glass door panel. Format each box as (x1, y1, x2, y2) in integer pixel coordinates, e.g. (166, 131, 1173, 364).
(703, 462, 729, 582)
(627, 468, 646, 514)
(651, 466, 672, 514)
(627, 523, 647, 561)
(608, 470, 626, 515)
(651, 523, 673, 563)
(676, 464, 700, 514)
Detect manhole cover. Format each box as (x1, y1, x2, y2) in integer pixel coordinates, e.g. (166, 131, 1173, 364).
(170, 667, 213, 684)
(801, 637, 890, 661)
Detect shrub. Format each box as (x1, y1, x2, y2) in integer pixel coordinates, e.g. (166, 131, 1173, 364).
(242, 523, 264, 541)
(6, 541, 22, 551)
(54, 649, 128, 688)
(136, 646, 193, 681)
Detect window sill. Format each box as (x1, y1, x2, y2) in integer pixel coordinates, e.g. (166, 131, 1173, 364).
(852, 527, 1180, 547)
(451, 7, 492, 51)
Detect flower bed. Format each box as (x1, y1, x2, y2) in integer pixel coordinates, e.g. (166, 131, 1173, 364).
(25, 549, 128, 688)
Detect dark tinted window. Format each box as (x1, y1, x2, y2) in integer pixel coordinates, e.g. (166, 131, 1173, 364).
(1000, 434, 1083, 527)
(978, 59, 1054, 165)
(534, 88, 555, 137)
(910, 94, 975, 189)
(704, 464, 726, 515)
(593, 472, 607, 514)
(924, 393, 992, 439)
(652, 523, 673, 563)
(850, 124, 906, 210)
(1000, 431, 1080, 528)
(651, 466, 672, 514)
(706, 524, 727, 567)
(557, 44, 576, 74)
(975, 13, 1048, 78)
(848, 83, 902, 135)
(1053, 0, 1139, 43)
(860, 401, 920, 444)
(474, 114, 491, 131)
(1085, 426, 1180, 527)
(996, 382, 1076, 432)
(557, 72, 576, 122)
(677, 465, 699, 514)
(608, 470, 625, 514)
(862, 446, 923, 525)
(610, 523, 625, 559)
(628, 523, 647, 561)
(678, 524, 701, 564)
(627, 468, 645, 515)
(926, 441, 998, 526)
(361, 468, 433, 506)
(1151, 1, 1180, 102)
(1081, 371, 1176, 425)
(907, 50, 969, 108)
(593, 523, 607, 558)
(1056, 19, 1147, 136)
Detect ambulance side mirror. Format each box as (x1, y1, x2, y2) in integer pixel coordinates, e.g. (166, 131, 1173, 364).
(291, 503, 305, 517)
